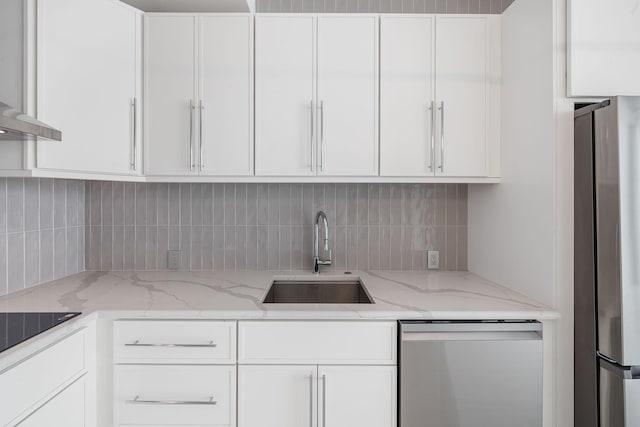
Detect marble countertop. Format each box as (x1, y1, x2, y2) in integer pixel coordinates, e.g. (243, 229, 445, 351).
(0, 270, 558, 320)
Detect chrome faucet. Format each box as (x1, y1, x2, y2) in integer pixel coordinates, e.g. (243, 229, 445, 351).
(313, 211, 332, 274)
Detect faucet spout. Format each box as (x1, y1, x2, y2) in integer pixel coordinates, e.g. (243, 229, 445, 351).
(313, 211, 332, 274)
(316, 211, 329, 250)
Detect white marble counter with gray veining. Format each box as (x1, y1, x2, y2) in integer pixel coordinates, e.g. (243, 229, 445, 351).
(0, 270, 558, 320)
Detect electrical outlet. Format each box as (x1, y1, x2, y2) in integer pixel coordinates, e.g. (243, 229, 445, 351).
(427, 250, 440, 270)
(168, 250, 181, 270)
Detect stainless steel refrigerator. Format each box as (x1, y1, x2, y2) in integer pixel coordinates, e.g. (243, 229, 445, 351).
(575, 96, 640, 427)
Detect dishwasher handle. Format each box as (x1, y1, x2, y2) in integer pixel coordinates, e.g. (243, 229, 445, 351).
(400, 321, 542, 342)
(402, 331, 541, 342)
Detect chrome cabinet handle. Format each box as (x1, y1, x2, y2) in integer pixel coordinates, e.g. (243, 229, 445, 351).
(309, 374, 314, 427)
(127, 395, 217, 405)
(189, 100, 196, 171)
(321, 374, 327, 427)
(199, 100, 204, 172)
(429, 101, 435, 172)
(310, 100, 314, 172)
(125, 340, 217, 348)
(320, 100, 324, 172)
(131, 98, 138, 171)
(438, 101, 445, 172)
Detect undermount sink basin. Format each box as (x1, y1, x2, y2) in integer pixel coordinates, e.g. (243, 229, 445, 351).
(262, 277, 374, 304)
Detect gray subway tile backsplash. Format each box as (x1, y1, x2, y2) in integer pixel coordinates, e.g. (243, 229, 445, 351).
(0, 178, 468, 297)
(84, 182, 467, 273)
(256, 0, 513, 12)
(24, 230, 40, 287)
(0, 178, 85, 297)
(7, 178, 24, 233)
(7, 233, 24, 294)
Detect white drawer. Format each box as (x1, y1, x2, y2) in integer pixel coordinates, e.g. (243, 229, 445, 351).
(0, 330, 86, 426)
(114, 320, 236, 364)
(238, 321, 397, 364)
(115, 365, 236, 427)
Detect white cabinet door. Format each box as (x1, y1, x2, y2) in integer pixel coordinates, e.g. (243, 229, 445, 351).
(317, 16, 378, 177)
(435, 16, 488, 177)
(18, 377, 86, 427)
(318, 366, 396, 427)
(0, 330, 86, 426)
(115, 365, 236, 426)
(238, 365, 317, 427)
(380, 16, 435, 177)
(37, 0, 138, 175)
(199, 15, 253, 176)
(145, 15, 198, 176)
(255, 16, 316, 176)
(569, 0, 640, 96)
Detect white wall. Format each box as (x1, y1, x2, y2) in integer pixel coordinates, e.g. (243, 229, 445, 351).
(468, 0, 555, 307)
(0, 0, 23, 108)
(468, 1, 575, 426)
(0, 0, 26, 168)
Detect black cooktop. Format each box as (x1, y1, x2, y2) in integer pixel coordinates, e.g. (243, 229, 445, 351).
(0, 312, 81, 354)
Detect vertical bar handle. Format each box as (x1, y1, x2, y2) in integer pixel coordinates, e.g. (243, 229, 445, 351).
(199, 100, 204, 172)
(429, 101, 434, 172)
(320, 100, 324, 173)
(131, 98, 137, 171)
(310, 100, 314, 173)
(321, 374, 327, 427)
(438, 101, 445, 172)
(309, 374, 314, 427)
(189, 100, 195, 171)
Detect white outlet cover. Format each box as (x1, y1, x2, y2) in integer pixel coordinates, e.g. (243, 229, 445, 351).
(427, 250, 440, 270)
(168, 250, 181, 270)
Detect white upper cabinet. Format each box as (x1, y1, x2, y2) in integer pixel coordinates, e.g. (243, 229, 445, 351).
(144, 15, 198, 176)
(380, 15, 500, 178)
(3, 11, 502, 183)
(568, 0, 640, 96)
(435, 16, 490, 178)
(255, 15, 316, 176)
(200, 15, 254, 176)
(145, 14, 253, 177)
(255, 15, 379, 177)
(380, 16, 435, 176)
(316, 16, 378, 176)
(36, 0, 141, 175)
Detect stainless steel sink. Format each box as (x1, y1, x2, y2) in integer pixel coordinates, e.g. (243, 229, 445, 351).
(262, 277, 373, 304)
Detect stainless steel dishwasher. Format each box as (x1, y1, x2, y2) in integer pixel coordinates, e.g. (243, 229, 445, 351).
(399, 320, 543, 427)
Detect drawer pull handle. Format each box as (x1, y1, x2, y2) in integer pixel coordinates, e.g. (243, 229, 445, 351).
(125, 340, 217, 348)
(127, 395, 217, 406)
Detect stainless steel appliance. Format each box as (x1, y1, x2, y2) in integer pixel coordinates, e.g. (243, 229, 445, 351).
(399, 320, 543, 427)
(0, 101, 62, 141)
(574, 96, 640, 427)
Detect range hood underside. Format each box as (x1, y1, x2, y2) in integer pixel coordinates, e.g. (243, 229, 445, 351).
(119, 0, 256, 13)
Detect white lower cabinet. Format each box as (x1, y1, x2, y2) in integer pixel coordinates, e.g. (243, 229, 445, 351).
(237, 321, 397, 427)
(0, 329, 91, 426)
(238, 365, 317, 427)
(112, 320, 237, 427)
(110, 320, 396, 427)
(318, 365, 397, 427)
(238, 365, 396, 427)
(18, 376, 86, 427)
(115, 365, 236, 427)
